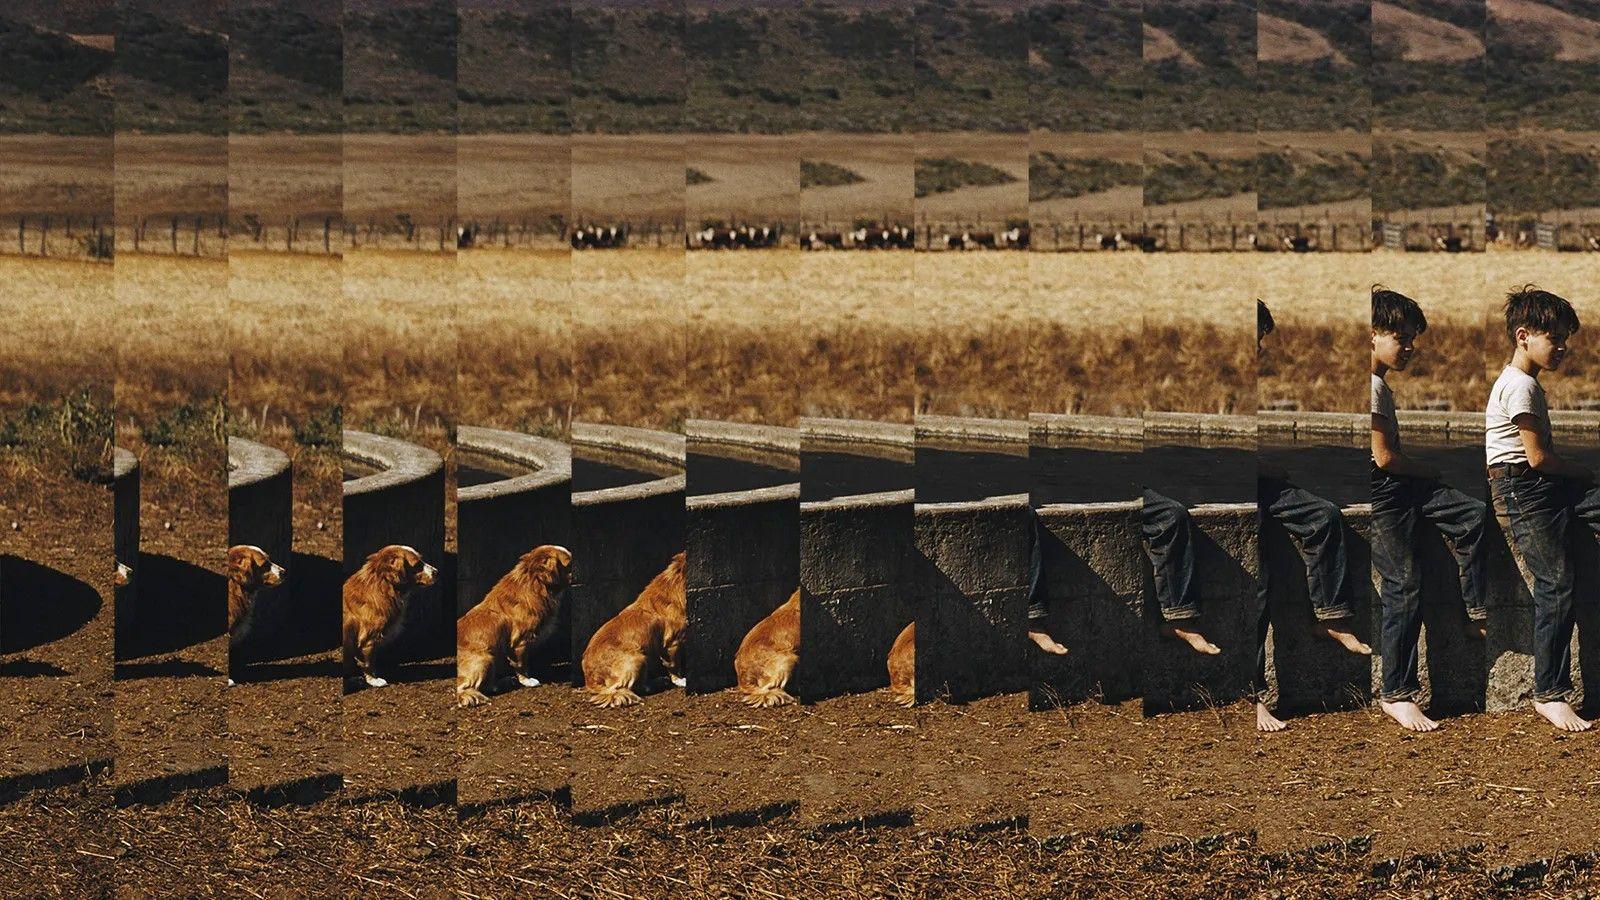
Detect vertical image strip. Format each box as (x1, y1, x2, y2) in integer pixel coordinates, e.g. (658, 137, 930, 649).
(910, 0, 1035, 835)
(680, 0, 803, 829)
(453, 0, 577, 885)
(565, 0, 690, 853)
(224, 0, 348, 882)
(1252, 0, 1376, 851)
(112, 0, 232, 890)
(1024, 0, 1150, 842)
(1136, 0, 1261, 840)
(340, 0, 459, 885)
(0, 0, 117, 891)
(791, 0, 921, 839)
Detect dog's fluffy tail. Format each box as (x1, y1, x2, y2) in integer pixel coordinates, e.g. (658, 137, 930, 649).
(457, 687, 491, 708)
(587, 685, 643, 708)
(739, 685, 798, 708)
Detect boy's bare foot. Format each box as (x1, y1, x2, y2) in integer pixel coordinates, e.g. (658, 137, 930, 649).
(1533, 700, 1592, 732)
(1316, 620, 1372, 655)
(1028, 629, 1068, 655)
(1467, 620, 1487, 640)
(1380, 699, 1438, 732)
(1162, 624, 1221, 655)
(1256, 701, 1286, 732)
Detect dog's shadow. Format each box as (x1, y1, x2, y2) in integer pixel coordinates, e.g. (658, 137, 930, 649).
(1, 555, 103, 656)
(115, 552, 225, 660)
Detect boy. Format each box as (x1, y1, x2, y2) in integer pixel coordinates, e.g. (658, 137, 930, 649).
(1486, 286, 1592, 732)
(1255, 299, 1369, 733)
(1370, 287, 1487, 732)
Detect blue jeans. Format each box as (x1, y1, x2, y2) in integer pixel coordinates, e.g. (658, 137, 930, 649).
(1142, 490, 1199, 620)
(1258, 478, 1351, 620)
(1489, 467, 1600, 703)
(1371, 468, 1489, 701)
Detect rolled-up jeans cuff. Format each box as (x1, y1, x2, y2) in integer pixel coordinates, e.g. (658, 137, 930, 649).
(1027, 606, 1047, 621)
(1161, 606, 1201, 623)
(1533, 689, 1573, 704)
(1378, 690, 1418, 703)
(1465, 607, 1488, 622)
(1313, 605, 1356, 622)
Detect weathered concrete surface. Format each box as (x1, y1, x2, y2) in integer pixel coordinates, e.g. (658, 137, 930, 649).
(570, 424, 685, 687)
(455, 427, 572, 616)
(1030, 501, 1144, 707)
(1142, 503, 1259, 715)
(227, 437, 293, 647)
(343, 430, 448, 662)
(687, 484, 799, 692)
(797, 490, 915, 700)
(685, 422, 799, 692)
(914, 496, 1032, 702)
(113, 447, 140, 626)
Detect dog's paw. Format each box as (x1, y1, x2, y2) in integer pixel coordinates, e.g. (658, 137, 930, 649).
(517, 675, 542, 688)
(458, 689, 490, 708)
(363, 674, 389, 688)
(670, 675, 687, 689)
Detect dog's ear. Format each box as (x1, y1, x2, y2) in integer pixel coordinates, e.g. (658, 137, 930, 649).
(227, 546, 252, 580)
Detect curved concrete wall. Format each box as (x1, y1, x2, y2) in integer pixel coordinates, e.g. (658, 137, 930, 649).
(685, 421, 799, 692)
(227, 437, 293, 644)
(798, 419, 915, 700)
(455, 427, 572, 617)
(343, 430, 447, 662)
(113, 447, 140, 624)
(571, 423, 685, 686)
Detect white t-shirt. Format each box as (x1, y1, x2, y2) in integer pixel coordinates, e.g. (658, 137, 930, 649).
(1485, 365, 1551, 466)
(1371, 373, 1399, 454)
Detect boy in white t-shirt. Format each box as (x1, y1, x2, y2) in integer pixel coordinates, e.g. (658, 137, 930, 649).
(1369, 287, 1487, 733)
(1486, 286, 1593, 732)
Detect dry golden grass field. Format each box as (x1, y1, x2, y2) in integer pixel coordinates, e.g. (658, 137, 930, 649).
(457, 249, 571, 438)
(1030, 253, 1143, 418)
(341, 249, 457, 451)
(570, 249, 687, 430)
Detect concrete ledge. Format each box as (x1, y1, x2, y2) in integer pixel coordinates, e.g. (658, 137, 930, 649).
(1030, 414, 1142, 443)
(686, 423, 799, 693)
(1145, 412, 1256, 439)
(113, 446, 140, 626)
(800, 418, 914, 459)
(456, 427, 572, 618)
(916, 415, 1029, 449)
(571, 424, 685, 686)
(915, 495, 1032, 701)
(227, 437, 293, 645)
(343, 430, 447, 661)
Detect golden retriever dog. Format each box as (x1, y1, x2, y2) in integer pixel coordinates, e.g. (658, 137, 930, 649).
(343, 544, 436, 688)
(734, 588, 799, 708)
(114, 561, 132, 587)
(456, 544, 573, 707)
(886, 621, 914, 708)
(582, 551, 686, 707)
(227, 544, 284, 647)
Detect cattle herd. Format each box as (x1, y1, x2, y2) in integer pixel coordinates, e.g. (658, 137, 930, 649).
(452, 220, 1600, 252)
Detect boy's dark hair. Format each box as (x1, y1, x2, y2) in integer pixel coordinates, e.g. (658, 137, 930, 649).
(1503, 284, 1579, 344)
(1371, 285, 1427, 335)
(1257, 299, 1273, 339)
